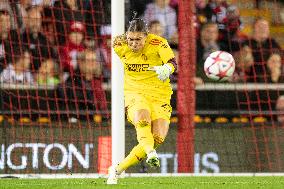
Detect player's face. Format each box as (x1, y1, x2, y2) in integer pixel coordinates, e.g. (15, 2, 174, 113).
(126, 32, 147, 52)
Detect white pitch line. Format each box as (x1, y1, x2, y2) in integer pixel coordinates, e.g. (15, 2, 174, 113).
(1, 173, 284, 179)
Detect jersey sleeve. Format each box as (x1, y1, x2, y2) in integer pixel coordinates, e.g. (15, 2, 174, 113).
(158, 39, 175, 64)
(114, 44, 127, 59)
(113, 34, 128, 58)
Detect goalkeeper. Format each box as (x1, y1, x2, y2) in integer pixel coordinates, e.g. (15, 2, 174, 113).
(107, 14, 177, 185)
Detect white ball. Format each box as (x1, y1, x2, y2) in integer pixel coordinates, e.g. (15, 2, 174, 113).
(204, 51, 235, 82)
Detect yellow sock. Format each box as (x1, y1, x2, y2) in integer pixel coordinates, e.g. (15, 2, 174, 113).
(153, 134, 165, 149)
(116, 121, 154, 174)
(116, 144, 146, 174)
(135, 120, 154, 154)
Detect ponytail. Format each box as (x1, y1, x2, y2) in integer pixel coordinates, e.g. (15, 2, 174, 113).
(127, 11, 149, 34)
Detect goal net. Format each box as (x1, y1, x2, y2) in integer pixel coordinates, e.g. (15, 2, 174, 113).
(0, 0, 111, 174)
(192, 0, 284, 173)
(0, 0, 284, 176)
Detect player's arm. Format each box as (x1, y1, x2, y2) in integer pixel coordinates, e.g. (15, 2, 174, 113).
(113, 34, 127, 48)
(113, 34, 127, 57)
(158, 40, 176, 71)
(149, 39, 177, 81)
(166, 58, 177, 73)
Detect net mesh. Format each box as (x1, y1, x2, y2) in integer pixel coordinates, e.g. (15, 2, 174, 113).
(0, 0, 111, 173)
(194, 0, 284, 172)
(0, 0, 284, 174)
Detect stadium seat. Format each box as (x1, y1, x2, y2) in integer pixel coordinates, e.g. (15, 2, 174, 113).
(240, 117, 249, 123)
(240, 9, 272, 35)
(215, 117, 229, 123)
(194, 115, 203, 123)
(19, 117, 31, 123)
(94, 114, 102, 123)
(37, 117, 51, 123)
(7, 117, 15, 124)
(253, 116, 267, 123)
(232, 117, 241, 123)
(203, 117, 212, 123)
(170, 116, 178, 123)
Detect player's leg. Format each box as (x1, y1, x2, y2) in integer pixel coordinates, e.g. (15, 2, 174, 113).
(152, 118, 170, 149)
(133, 109, 155, 154)
(144, 118, 169, 168)
(107, 97, 154, 184)
(126, 94, 155, 155)
(116, 119, 169, 171)
(133, 109, 161, 168)
(107, 144, 146, 185)
(118, 108, 157, 168)
(107, 138, 147, 184)
(115, 108, 153, 174)
(151, 102, 171, 150)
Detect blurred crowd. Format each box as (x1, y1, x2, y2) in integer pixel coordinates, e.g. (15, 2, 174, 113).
(128, 0, 284, 123)
(129, 0, 283, 84)
(0, 0, 112, 122)
(0, 0, 284, 122)
(1, 0, 282, 86)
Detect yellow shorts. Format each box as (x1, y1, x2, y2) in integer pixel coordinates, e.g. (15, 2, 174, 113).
(125, 93, 172, 124)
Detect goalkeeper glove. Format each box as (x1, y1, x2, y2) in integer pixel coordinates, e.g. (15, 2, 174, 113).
(148, 63, 173, 82)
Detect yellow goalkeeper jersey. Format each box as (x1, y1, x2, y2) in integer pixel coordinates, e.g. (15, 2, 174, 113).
(114, 34, 175, 101)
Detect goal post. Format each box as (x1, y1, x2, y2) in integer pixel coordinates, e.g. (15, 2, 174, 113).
(177, 0, 195, 172)
(110, 0, 196, 173)
(111, 0, 125, 167)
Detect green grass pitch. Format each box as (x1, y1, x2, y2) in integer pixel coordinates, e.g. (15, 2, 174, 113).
(0, 176, 284, 189)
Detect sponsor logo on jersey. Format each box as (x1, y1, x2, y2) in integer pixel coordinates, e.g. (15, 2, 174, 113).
(149, 39, 161, 45)
(125, 63, 149, 72)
